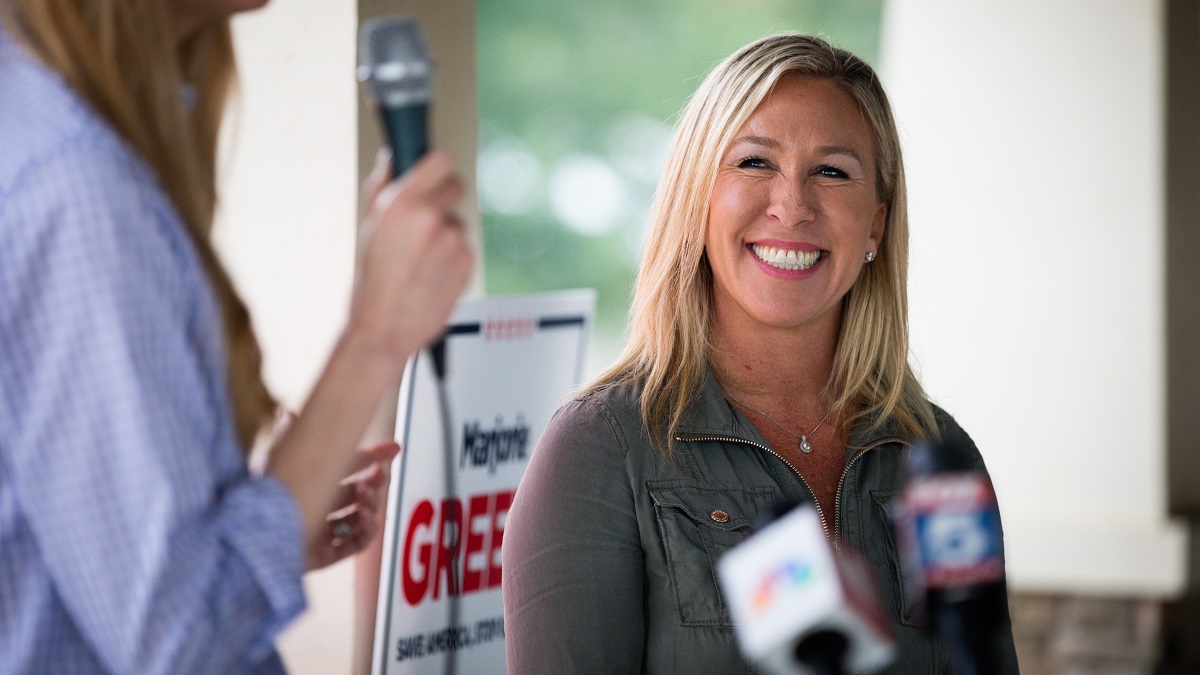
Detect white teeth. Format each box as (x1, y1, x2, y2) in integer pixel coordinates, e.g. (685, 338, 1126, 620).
(752, 244, 821, 270)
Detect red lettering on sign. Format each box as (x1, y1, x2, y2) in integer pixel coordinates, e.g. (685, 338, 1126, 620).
(402, 500, 435, 605)
(432, 499, 463, 600)
(401, 489, 516, 606)
(462, 493, 492, 593)
(483, 317, 536, 341)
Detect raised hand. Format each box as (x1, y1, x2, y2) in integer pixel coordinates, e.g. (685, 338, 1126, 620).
(348, 150, 474, 380)
(308, 440, 400, 571)
(267, 149, 475, 558)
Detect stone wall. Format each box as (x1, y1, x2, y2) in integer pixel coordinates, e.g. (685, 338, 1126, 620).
(1009, 593, 1165, 675)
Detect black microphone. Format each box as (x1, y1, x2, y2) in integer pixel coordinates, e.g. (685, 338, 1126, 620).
(718, 502, 896, 675)
(358, 16, 448, 382)
(358, 16, 432, 179)
(899, 440, 1008, 675)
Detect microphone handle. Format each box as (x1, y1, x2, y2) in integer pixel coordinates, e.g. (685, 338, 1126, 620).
(930, 587, 1005, 675)
(794, 629, 850, 675)
(380, 103, 430, 179)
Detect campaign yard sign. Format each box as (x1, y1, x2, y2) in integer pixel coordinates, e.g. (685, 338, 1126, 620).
(372, 290, 595, 675)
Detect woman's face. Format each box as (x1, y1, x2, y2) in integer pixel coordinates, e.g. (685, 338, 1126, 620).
(169, 0, 268, 41)
(705, 74, 886, 338)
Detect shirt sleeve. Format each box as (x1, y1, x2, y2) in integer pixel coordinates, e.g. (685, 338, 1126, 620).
(0, 137, 306, 674)
(502, 396, 645, 674)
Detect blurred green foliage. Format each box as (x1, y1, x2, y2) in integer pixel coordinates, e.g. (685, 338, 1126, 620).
(477, 0, 883, 366)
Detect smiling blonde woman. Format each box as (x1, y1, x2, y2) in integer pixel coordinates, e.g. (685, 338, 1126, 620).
(503, 33, 1019, 673)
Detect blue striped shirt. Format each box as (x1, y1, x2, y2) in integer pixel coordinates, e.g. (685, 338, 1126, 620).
(0, 27, 306, 674)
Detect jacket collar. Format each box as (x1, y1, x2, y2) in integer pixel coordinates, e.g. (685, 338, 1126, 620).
(676, 365, 909, 457)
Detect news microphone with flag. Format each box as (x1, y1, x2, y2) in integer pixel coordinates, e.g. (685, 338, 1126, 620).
(899, 440, 1008, 675)
(718, 503, 896, 675)
(358, 16, 432, 179)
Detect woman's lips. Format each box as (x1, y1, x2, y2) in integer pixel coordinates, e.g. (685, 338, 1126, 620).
(750, 243, 823, 271)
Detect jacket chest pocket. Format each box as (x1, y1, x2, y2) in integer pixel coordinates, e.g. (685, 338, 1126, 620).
(870, 488, 926, 628)
(648, 482, 778, 627)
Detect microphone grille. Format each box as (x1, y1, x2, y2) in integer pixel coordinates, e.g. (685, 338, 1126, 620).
(358, 16, 433, 106)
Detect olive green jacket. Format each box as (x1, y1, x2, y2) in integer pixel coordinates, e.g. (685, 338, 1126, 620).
(503, 370, 1020, 673)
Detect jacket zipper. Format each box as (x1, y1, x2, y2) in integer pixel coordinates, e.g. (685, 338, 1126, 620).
(832, 437, 906, 551)
(676, 433, 906, 550)
(675, 433, 831, 536)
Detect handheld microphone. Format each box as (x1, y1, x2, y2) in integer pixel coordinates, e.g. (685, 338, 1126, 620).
(358, 16, 432, 178)
(899, 440, 1007, 675)
(718, 503, 896, 675)
(358, 16, 449, 381)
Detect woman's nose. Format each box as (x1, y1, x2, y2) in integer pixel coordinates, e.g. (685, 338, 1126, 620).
(767, 176, 816, 227)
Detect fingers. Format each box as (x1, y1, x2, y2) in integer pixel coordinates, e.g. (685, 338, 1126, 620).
(394, 151, 461, 200)
(309, 441, 400, 570)
(362, 149, 392, 203)
(352, 149, 475, 366)
(348, 440, 401, 478)
(335, 510, 375, 554)
(315, 509, 374, 568)
(317, 473, 385, 564)
(372, 151, 464, 222)
(327, 441, 399, 514)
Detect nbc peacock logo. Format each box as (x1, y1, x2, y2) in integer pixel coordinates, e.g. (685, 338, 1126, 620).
(748, 558, 821, 617)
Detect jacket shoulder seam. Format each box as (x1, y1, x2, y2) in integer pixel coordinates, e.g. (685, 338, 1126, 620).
(572, 393, 632, 462)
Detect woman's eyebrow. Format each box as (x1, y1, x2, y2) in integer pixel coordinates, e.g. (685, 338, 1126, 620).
(729, 137, 865, 164)
(729, 135, 780, 149)
(815, 145, 864, 162)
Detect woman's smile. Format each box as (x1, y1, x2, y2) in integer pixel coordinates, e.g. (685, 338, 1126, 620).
(749, 242, 824, 273)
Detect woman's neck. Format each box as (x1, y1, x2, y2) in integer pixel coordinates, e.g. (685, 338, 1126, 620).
(708, 307, 841, 413)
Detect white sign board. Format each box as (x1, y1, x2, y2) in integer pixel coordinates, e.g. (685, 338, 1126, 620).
(372, 289, 595, 675)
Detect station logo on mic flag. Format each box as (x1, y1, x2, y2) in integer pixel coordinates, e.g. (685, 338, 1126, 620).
(718, 504, 897, 674)
(749, 557, 819, 616)
(718, 506, 839, 658)
(902, 472, 1004, 588)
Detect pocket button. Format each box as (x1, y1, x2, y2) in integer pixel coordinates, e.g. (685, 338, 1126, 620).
(709, 509, 730, 523)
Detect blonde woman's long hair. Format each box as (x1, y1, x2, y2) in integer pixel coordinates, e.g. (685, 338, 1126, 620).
(589, 33, 937, 454)
(7, 0, 275, 452)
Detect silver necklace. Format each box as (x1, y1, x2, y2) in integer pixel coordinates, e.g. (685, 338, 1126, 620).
(725, 393, 834, 454)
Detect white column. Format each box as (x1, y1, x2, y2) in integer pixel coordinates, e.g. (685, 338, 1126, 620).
(881, 0, 1185, 595)
(216, 2, 359, 408)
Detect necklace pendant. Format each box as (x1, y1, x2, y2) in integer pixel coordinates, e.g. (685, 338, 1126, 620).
(799, 436, 813, 453)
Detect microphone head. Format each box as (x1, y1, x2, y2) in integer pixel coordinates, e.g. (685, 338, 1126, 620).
(718, 505, 895, 675)
(901, 441, 1005, 593)
(358, 16, 433, 107)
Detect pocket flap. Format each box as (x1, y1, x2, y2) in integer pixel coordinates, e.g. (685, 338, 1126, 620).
(648, 482, 775, 532)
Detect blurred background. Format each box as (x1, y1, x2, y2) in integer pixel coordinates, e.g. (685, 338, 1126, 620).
(214, 0, 1200, 672)
(475, 0, 885, 370)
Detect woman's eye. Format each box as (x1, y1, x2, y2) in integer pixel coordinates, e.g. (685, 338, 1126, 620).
(816, 164, 850, 179)
(736, 156, 769, 169)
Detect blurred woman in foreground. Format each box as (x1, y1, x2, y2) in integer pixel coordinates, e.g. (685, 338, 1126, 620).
(0, 1, 471, 672)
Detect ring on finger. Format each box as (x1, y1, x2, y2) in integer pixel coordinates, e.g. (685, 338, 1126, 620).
(331, 518, 355, 543)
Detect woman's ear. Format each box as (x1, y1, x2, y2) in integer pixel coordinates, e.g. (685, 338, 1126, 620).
(869, 202, 887, 252)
